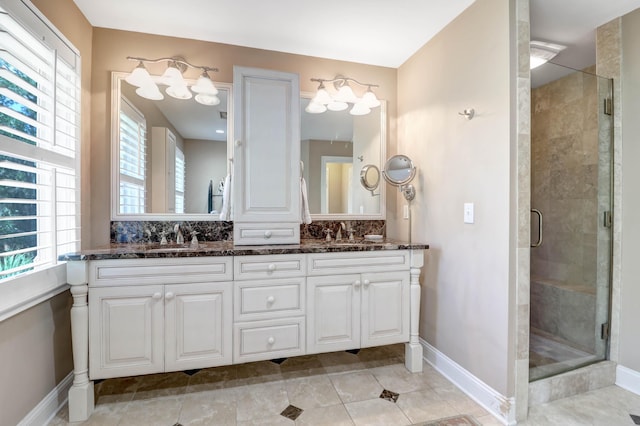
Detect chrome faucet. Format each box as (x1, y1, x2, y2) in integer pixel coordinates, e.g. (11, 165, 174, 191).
(336, 222, 346, 241)
(174, 224, 184, 244)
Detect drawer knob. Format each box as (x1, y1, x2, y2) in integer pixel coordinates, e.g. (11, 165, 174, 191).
(363, 279, 370, 288)
(267, 336, 275, 345)
(353, 280, 361, 288)
(165, 292, 175, 300)
(152, 292, 162, 300)
(267, 263, 276, 271)
(264, 230, 272, 238)
(266, 295, 275, 304)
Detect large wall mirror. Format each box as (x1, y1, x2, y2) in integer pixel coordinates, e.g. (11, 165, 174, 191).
(111, 74, 386, 221)
(111, 72, 232, 220)
(301, 94, 386, 220)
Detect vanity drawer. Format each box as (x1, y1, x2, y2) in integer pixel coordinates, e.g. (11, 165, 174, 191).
(233, 222, 300, 245)
(234, 254, 306, 280)
(233, 317, 305, 363)
(89, 257, 233, 287)
(307, 250, 410, 276)
(235, 277, 305, 321)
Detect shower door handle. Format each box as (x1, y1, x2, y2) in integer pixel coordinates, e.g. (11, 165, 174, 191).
(531, 209, 543, 248)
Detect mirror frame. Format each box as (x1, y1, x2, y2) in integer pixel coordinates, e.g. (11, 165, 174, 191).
(110, 71, 234, 221)
(301, 91, 386, 221)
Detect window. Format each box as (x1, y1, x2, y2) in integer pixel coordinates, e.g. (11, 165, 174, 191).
(0, 1, 80, 283)
(175, 146, 185, 214)
(118, 97, 146, 214)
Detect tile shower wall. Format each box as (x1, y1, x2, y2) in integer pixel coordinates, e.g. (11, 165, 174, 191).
(530, 67, 599, 351)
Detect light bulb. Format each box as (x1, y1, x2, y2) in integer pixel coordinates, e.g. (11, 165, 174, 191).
(362, 88, 381, 108)
(166, 84, 192, 100)
(305, 102, 327, 113)
(350, 101, 371, 116)
(195, 93, 221, 106)
(191, 72, 219, 95)
(125, 62, 153, 88)
(136, 83, 163, 100)
(327, 100, 348, 111)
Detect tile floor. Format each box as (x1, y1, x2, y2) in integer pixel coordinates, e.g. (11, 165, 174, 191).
(48, 344, 640, 425)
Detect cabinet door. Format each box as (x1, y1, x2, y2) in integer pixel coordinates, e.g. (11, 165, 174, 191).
(361, 271, 410, 348)
(164, 282, 233, 372)
(232, 66, 300, 225)
(89, 285, 164, 379)
(307, 274, 360, 353)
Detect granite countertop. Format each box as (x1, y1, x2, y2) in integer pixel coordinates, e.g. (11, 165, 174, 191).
(59, 239, 429, 261)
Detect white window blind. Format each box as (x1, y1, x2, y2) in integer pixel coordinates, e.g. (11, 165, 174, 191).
(118, 96, 146, 214)
(175, 146, 185, 214)
(0, 1, 80, 281)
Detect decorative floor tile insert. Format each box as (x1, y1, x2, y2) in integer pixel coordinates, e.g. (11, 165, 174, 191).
(345, 349, 361, 355)
(379, 388, 400, 403)
(183, 369, 201, 376)
(414, 414, 481, 426)
(631, 414, 640, 425)
(280, 404, 303, 421)
(271, 357, 288, 365)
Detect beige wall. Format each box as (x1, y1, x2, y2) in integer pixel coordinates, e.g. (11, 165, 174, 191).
(396, 0, 513, 395)
(91, 28, 397, 246)
(620, 9, 640, 372)
(0, 292, 73, 425)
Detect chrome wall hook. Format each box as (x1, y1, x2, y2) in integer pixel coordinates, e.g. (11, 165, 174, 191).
(458, 108, 475, 120)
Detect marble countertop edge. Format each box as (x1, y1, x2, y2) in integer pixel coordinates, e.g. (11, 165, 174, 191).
(59, 239, 429, 261)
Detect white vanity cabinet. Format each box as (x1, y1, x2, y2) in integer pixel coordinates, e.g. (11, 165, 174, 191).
(233, 254, 306, 363)
(232, 66, 301, 245)
(87, 257, 233, 379)
(306, 251, 410, 354)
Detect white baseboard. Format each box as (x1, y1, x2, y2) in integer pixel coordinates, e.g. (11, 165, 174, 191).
(19, 372, 73, 426)
(616, 365, 640, 396)
(420, 338, 516, 426)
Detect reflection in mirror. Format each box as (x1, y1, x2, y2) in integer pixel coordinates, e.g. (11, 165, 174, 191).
(383, 154, 416, 185)
(300, 95, 385, 219)
(111, 72, 231, 220)
(360, 164, 380, 195)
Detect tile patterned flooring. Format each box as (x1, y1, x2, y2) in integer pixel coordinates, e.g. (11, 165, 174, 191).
(48, 343, 640, 425)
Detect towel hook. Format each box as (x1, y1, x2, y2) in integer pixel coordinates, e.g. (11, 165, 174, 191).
(458, 108, 475, 120)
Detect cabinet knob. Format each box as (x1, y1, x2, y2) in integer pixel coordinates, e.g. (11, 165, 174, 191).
(363, 279, 370, 288)
(234, 140, 242, 147)
(165, 292, 175, 300)
(267, 336, 275, 345)
(267, 263, 276, 271)
(264, 230, 272, 239)
(266, 295, 275, 304)
(152, 292, 162, 300)
(354, 280, 361, 288)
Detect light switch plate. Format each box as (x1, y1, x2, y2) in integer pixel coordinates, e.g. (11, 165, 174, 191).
(464, 203, 474, 224)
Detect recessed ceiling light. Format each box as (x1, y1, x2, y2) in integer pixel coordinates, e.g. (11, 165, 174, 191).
(216, 129, 225, 134)
(530, 41, 566, 69)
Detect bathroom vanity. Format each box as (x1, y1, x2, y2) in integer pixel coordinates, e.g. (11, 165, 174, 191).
(62, 240, 426, 421)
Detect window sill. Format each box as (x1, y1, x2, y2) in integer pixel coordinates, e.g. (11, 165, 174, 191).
(0, 264, 69, 323)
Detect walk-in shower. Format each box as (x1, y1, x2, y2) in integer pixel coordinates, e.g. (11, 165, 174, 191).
(529, 62, 613, 381)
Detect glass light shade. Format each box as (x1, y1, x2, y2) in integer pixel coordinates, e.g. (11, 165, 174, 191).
(136, 83, 164, 100)
(362, 89, 381, 108)
(166, 84, 193, 100)
(305, 101, 327, 114)
(125, 63, 152, 88)
(195, 93, 220, 106)
(312, 85, 332, 105)
(191, 73, 219, 95)
(161, 64, 184, 86)
(327, 100, 348, 111)
(334, 82, 357, 103)
(350, 101, 371, 116)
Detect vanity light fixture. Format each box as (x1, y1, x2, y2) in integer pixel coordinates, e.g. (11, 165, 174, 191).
(308, 76, 380, 116)
(530, 41, 566, 69)
(125, 56, 220, 105)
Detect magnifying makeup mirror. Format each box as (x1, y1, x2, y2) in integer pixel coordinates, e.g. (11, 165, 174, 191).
(360, 164, 381, 196)
(382, 154, 416, 201)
